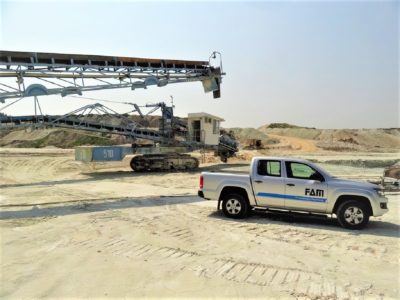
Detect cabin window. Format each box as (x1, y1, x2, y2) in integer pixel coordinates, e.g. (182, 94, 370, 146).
(213, 120, 220, 134)
(257, 160, 281, 177)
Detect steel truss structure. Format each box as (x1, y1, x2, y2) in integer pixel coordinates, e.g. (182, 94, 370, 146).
(0, 103, 164, 142)
(0, 50, 224, 102)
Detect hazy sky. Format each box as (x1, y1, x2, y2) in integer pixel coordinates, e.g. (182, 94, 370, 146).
(1, 0, 399, 128)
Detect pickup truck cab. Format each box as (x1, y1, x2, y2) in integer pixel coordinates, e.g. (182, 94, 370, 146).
(198, 157, 388, 229)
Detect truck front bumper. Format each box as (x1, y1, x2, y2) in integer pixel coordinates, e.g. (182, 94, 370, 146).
(373, 196, 389, 217)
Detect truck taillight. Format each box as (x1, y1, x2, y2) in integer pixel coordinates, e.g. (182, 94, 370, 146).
(200, 175, 204, 189)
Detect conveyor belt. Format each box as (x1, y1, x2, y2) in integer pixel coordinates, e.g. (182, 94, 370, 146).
(0, 51, 209, 69)
(0, 114, 164, 142)
(0, 50, 223, 101)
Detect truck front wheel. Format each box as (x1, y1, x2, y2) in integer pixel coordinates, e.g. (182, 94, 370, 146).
(337, 200, 370, 230)
(222, 193, 250, 219)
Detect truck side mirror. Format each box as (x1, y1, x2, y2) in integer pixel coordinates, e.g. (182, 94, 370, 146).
(310, 172, 325, 182)
(317, 173, 325, 182)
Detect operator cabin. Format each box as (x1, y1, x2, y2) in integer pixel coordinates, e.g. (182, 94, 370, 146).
(187, 112, 223, 146)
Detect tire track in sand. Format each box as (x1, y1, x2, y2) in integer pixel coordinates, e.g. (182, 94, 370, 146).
(66, 236, 375, 299)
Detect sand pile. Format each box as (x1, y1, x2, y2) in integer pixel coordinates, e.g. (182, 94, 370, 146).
(258, 124, 400, 152)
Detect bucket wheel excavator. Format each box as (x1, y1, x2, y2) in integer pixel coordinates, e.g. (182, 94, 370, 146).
(0, 50, 238, 171)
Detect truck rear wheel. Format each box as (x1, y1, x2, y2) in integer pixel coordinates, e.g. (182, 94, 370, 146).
(337, 200, 370, 230)
(222, 193, 250, 219)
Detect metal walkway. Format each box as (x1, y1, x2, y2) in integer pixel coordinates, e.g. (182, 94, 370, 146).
(0, 50, 223, 101)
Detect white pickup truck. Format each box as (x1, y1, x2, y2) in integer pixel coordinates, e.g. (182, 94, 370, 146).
(198, 157, 388, 229)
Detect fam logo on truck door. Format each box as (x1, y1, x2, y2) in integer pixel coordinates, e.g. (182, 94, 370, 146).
(305, 188, 324, 197)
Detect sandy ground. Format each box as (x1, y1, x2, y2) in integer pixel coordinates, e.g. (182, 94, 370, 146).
(1, 148, 399, 299)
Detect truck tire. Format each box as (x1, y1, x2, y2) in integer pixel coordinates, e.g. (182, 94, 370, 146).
(222, 193, 250, 219)
(337, 200, 370, 230)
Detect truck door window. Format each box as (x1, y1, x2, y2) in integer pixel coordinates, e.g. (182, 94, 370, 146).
(286, 162, 324, 181)
(257, 160, 281, 177)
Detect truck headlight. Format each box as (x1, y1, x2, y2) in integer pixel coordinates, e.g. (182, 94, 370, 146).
(374, 188, 385, 197)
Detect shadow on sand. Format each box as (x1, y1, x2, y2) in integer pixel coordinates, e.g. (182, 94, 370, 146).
(0, 163, 248, 189)
(0, 196, 201, 220)
(207, 209, 400, 239)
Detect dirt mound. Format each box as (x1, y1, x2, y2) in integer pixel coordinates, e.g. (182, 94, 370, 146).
(316, 129, 400, 152)
(227, 128, 279, 147)
(261, 123, 315, 129)
(0, 114, 170, 148)
(0, 128, 128, 148)
(258, 125, 400, 152)
(74, 114, 160, 128)
(258, 127, 321, 140)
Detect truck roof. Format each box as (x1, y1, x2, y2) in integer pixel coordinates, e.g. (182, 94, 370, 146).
(251, 156, 313, 164)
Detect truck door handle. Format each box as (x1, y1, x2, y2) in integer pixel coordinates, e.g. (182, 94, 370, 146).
(254, 180, 262, 183)
(286, 183, 295, 187)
